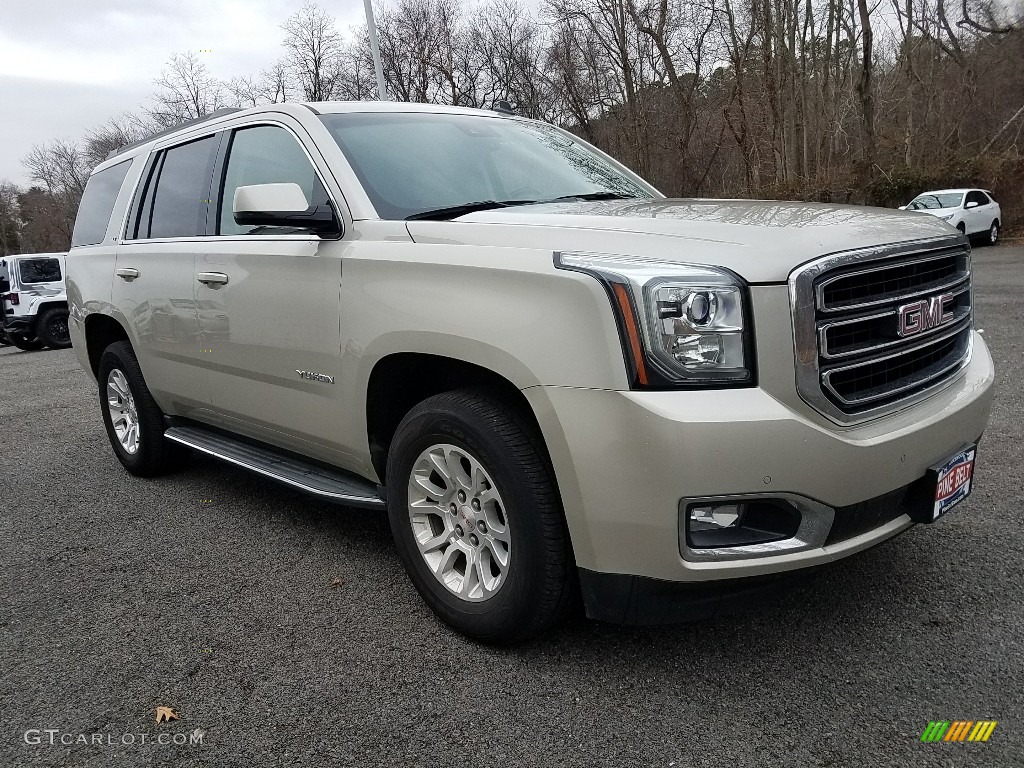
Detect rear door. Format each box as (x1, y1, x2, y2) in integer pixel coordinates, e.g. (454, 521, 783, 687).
(195, 119, 347, 463)
(976, 191, 998, 232)
(964, 190, 989, 234)
(114, 133, 221, 415)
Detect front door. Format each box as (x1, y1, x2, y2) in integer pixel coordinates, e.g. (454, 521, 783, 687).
(195, 120, 347, 464)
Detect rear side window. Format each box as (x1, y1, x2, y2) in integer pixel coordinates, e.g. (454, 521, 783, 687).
(71, 160, 131, 246)
(18, 258, 62, 283)
(137, 135, 219, 239)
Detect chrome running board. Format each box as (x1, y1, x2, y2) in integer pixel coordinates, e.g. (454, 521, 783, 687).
(165, 425, 385, 509)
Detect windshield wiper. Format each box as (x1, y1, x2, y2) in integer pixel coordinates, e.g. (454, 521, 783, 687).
(406, 192, 637, 221)
(545, 192, 638, 202)
(406, 200, 536, 221)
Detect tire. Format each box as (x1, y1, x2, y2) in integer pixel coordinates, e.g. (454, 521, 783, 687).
(956, 222, 966, 235)
(8, 332, 44, 351)
(35, 306, 72, 349)
(986, 220, 1000, 246)
(386, 388, 576, 643)
(0, 331, 9, 346)
(97, 340, 189, 477)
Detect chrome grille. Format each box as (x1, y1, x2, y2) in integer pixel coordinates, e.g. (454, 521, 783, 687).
(790, 236, 973, 424)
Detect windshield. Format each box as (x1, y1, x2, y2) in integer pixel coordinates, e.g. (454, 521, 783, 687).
(319, 112, 658, 220)
(908, 193, 963, 210)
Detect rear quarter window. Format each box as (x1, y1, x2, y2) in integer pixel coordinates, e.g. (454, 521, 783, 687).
(18, 258, 62, 283)
(71, 159, 132, 247)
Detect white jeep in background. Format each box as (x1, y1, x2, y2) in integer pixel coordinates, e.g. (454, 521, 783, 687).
(0, 253, 72, 351)
(65, 102, 994, 641)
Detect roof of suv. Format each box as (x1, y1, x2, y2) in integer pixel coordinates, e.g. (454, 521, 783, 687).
(99, 101, 523, 170)
(916, 188, 991, 196)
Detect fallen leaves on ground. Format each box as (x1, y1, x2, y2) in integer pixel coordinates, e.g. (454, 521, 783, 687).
(155, 706, 179, 724)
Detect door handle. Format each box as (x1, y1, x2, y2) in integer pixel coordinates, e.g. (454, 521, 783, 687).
(197, 272, 229, 287)
(115, 267, 139, 281)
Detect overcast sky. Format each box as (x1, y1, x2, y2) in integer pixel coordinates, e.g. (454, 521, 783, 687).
(0, 0, 370, 186)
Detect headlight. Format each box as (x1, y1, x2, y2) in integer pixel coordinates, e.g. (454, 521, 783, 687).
(555, 252, 753, 387)
(939, 214, 954, 221)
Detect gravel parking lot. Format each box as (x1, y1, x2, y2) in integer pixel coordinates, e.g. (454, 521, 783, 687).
(2, 245, 1022, 768)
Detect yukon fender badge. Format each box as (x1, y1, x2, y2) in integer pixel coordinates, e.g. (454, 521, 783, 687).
(296, 369, 335, 384)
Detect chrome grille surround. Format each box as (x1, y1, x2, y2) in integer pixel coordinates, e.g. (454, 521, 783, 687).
(790, 234, 973, 425)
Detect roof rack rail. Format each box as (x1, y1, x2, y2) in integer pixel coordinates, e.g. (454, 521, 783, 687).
(105, 108, 244, 160)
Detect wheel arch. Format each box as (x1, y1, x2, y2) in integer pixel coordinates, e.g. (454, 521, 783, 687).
(34, 299, 69, 312)
(25, 298, 68, 323)
(365, 351, 547, 485)
(83, 313, 131, 377)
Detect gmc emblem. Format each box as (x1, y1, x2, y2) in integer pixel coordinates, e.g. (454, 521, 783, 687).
(897, 293, 954, 338)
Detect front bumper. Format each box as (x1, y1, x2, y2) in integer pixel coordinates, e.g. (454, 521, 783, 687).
(525, 331, 994, 595)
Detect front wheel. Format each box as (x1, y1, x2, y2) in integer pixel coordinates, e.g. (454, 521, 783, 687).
(386, 389, 576, 643)
(8, 332, 44, 351)
(97, 341, 189, 476)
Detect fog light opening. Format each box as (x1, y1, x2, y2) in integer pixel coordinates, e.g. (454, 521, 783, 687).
(689, 503, 742, 532)
(685, 499, 801, 549)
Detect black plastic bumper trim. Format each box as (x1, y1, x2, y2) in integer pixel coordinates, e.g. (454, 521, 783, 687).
(2, 317, 31, 333)
(578, 567, 819, 626)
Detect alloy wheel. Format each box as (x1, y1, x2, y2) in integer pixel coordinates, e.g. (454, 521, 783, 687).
(407, 443, 511, 601)
(106, 368, 140, 454)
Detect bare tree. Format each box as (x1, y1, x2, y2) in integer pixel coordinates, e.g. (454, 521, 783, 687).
(0, 181, 21, 256)
(16, 187, 71, 253)
(147, 52, 227, 128)
(84, 115, 154, 166)
(21, 140, 91, 249)
(336, 36, 380, 100)
(472, 0, 552, 116)
(855, 0, 876, 197)
(281, 2, 345, 101)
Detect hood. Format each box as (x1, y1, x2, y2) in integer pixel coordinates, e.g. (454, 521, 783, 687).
(911, 207, 957, 218)
(405, 198, 956, 283)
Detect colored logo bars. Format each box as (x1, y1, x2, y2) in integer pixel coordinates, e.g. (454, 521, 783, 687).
(921, 721, 997, 742)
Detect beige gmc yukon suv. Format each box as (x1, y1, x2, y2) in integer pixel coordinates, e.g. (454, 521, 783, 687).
(67, 102, 994, 641)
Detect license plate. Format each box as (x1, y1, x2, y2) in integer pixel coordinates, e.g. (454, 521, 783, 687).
(927, 445, 977, 522)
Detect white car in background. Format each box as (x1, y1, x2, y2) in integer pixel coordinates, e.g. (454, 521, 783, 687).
(901, 189, 1001, 245)
(0, 253, 71, 351)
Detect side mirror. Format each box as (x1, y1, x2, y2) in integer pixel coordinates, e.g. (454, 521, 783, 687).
(898, 205, 907, 210)
(965, 200, 979, 209)
(233, 183, 339, 235)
